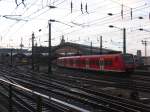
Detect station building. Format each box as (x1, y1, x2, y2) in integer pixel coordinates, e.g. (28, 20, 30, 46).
(53, 42, 121, 57)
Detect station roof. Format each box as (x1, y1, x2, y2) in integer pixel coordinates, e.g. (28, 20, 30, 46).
(53, 42, 121, 56)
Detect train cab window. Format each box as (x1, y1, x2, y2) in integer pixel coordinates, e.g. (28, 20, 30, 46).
(123, 54, 134, 64)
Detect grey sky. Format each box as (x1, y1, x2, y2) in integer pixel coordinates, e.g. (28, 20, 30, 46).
(0, 0, 150, 56)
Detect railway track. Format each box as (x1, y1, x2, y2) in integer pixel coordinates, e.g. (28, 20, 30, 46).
(1, 65, 150, 94)
(134, 70, 150, 76)
(0, 65, 150, 112)
(2, 65, 150, 94)
(49, 67, 150, 93)
(0, 77, 90, 112)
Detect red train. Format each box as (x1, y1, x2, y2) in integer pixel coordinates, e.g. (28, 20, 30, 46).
(57, 53, 135, 73)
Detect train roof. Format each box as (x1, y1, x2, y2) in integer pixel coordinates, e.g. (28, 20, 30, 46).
(58, 53, 134, 59)
(58, 53, 125, 59)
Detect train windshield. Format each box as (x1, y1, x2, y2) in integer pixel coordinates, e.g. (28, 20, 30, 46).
(123, 54, 134, 64)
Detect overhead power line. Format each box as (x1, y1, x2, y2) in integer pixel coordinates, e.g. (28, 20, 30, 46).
(15, 0, 26, 7)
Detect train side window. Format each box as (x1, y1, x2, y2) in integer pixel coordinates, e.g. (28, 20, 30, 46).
(93, 60, 97, 65)
(70, 59, 72, 65)
(96, 61, 99, 66)
(77, 59, 80, 65)
(85, 58, 89, 65)
(89, 60, 94, 65)
(66, 59, 68, 65)
(73, 59, 76, 65)
(81, 60, 82, 65)
(79, 60, 81, 65)
(70, 59, 73, 65)
(76, 60, 78, 64)
(68, 59, 69, 64)
(104, 60, 112, 66)
(93, 59, 97, 65)
(82, 60, 85, 65)
(109, 61, 112, 65)
(75, 59, 77, 65)
(80, 60, 83, 65)
(85, 61, 88, 65)
(100, 60, 104, 66)
(99, 60, 102, 66)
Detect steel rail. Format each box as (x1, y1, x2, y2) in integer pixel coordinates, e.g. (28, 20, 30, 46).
(0, 65, 150, 111)
(0, 78, 91, 112)
(4, 75, 123, 112)
(3, 72, 150, 111)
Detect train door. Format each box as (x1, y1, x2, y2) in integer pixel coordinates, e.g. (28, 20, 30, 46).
(99, 58, 104, 71)
(85, 58, 89, 69)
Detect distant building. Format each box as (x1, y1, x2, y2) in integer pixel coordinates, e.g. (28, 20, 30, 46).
(135, 50, 150, 66)
(134, 50, 143, 65)
(32, 41, 121, 58)
(53, 42, 121, 56)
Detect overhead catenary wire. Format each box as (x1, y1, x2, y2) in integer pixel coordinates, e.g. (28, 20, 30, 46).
(1, 0, 150, 54)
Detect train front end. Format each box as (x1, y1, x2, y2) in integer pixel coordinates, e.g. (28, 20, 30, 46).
(122, 54, 135, 72)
